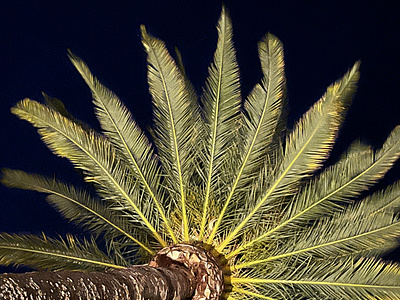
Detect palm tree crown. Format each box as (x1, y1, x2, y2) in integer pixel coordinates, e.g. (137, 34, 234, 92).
(2, 7, 400, 299)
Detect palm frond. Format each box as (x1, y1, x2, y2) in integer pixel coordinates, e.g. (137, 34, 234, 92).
(208, 32, 286, 243)
(220, 62, 360, 252)
(272, 61, 359, 193)
(42, 92, 90, 130)
(284, 126, 400, 224)
(229, 126, 400, 257)
(10, 99, 166, 246)
(172, 48, 204, 193)
(229, 288, 278, 300)
(232, 257, 400, 299)
(237, 207, 400, 268)
(356, 180, 400, 217)
(1, 169, 155, 257)
(141, 26, 201, 241)
(67, 52, 177, 244)
(0, 233, 122, 271)
(197, 6, 242, 241)
(242, 33, 287, 174)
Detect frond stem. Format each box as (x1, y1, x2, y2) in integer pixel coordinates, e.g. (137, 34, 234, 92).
(218, 114, 323, 252)
(199, 13, 226, 240)
(24, 111, 167, 247)
(230, 277, 400, 290)
(208, 65, 272, 245)
(232, 221, 400, 268)
(233, 288, 278, 300)
(226, 139, 398, 259)
(150, 46, 189, 241)
(0, 246, 124, 270)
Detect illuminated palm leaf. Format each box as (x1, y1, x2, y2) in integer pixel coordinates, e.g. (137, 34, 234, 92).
(2, 6, 400, 299)
(207, 30, 287, 243)
(231, 257, 400, 299)
(0, 233, 120, 271)
(11, 100, 165, 247)
(219, 62, 360, 252)
(68, 53, 176, 243)
(1, 169, 155, 260)
(198, 7, 242, 240)
(141, 26, 201, 241)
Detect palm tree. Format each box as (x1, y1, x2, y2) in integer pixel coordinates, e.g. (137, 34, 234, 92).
(1, 6, 400, 299)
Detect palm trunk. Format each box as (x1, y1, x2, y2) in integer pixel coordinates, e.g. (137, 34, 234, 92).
(0, 265, 195, 300)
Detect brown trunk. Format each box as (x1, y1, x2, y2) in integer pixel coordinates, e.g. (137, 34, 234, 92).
(0, 264, 195, 300)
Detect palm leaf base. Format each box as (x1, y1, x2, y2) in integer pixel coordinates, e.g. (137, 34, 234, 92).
(149, 243, 230, 300)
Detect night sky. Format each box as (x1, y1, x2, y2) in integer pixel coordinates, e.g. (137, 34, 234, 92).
(1, 1, 400, 273)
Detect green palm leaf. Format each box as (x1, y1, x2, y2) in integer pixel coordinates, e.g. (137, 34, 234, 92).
(207, 32, 286, 243)
(42, 93, 91, 130)
(1, 169, 155, 257)
(229, 126, 400, 258)
(220, 62, 360, 253)
(2, 7, 400, 300)
(10, 99, 166, 246)
(231, 257, 400, 299)
(141, 26, 201, 241)
(0, 233, 121, 271)
(284, 126, 400, 224)
(172, 47, 203, 194)
(67, 52, 177, 244)
(357, 180, 400, 217)
(242, 33, 287, 172)
(198, 6, 242, 240)
(236, 207, 400, 269)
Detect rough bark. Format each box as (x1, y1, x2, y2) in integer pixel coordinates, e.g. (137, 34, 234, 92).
(0, 264, 195, 300)
(0, 243, 230, 299)
(149, 244, 227, 300)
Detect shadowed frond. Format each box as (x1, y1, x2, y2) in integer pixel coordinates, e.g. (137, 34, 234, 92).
(141, 26, 201, 241)
(0, 233, 122, 271)
(67, 52, 177, 244)
(43, 93, 73, 119)
(42, 93, 91, 130)
(220, 62, 360, 252)
(1, 169, 155, 257)
(10, 99, 166, 246)
(174, 47, 186, 75)
(356, 180, 400, 217)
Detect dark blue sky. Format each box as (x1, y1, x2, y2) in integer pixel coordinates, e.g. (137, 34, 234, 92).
(1, 0, 400, 272)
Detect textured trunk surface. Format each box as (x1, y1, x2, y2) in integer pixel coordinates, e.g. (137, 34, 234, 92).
(0, 265, 195, 300)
